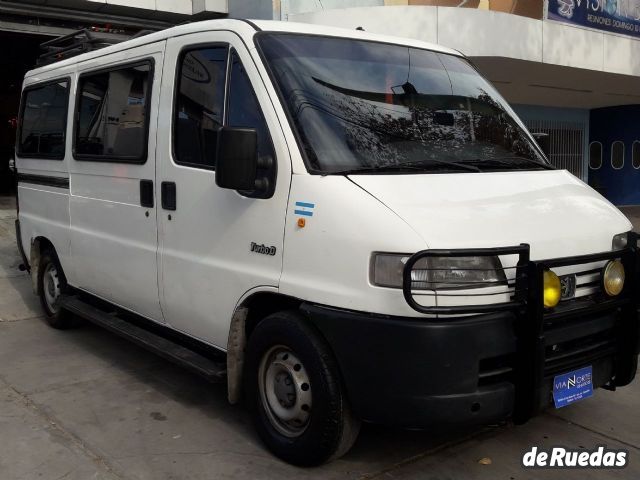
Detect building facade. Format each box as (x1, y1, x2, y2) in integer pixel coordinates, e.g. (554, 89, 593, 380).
(2, 0, 640, 205)
(262, 0, 640, 205)
(0, 0, 230, 190)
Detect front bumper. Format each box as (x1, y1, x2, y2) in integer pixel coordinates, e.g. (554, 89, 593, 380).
(304, 303, 636, 429)
(302, 243, 639, 429)
(304, 304, 518, 428)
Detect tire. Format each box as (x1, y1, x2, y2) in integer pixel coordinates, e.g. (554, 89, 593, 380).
(37, 249, 75, 329)
(244, 310, 360, 466)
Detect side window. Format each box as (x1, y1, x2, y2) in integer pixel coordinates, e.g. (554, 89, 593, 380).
(226, 49, 274, 162)
(589, 141, 602, 170)
(633, 141, 640, 169)
(17, 80, 69, 159)
(611, 141, 624, 170)
(75, 62, 152, 162)
(174, 47, 228, 169)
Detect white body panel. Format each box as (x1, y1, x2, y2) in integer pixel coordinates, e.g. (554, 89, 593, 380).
(18, 182, 71, 275)
(156, 31, 292, 348)
(68, 42, 165, 322)
(15, 19, 633, 349)
(279, 175, 431, 317)
(17, 61, 77, 282)
(348, 170, 631, 258)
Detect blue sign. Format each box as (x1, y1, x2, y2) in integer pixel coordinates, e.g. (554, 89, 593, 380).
(548, 0, 640, 39)
(553, 365, 593, 408)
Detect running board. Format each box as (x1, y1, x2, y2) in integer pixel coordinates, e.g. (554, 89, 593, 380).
(60, 295, 227, 383)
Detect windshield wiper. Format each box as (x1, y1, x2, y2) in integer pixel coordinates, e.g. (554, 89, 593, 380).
(320, 159, 481, 176)
(467, 156, 554, 170)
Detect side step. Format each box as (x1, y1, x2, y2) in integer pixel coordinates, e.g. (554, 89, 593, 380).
(60, 295, 227, 383)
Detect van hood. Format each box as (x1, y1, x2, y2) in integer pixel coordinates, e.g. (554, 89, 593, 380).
(349, 170, 631, 259)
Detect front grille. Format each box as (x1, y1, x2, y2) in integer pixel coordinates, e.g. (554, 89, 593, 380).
(542, 295, 625, 377)
(575, 266, 603, 297)
(544, 328, 618, 377)
(402, 238, 638, 423)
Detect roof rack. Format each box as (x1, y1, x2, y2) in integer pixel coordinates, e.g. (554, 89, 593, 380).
(37, 28, 139, 66)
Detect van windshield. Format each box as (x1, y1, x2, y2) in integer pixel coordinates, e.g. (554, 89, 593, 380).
(257, 33, 550, 174)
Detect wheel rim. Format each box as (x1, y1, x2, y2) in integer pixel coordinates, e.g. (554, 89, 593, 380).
(43, 262, 61, 314)
(258, 345, 312, 438)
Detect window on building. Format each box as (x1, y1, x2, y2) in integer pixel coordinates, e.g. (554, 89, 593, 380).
(611, 141, 624, 170)
(589, 142, 602, 170)
(633, 141, 640, 169)
(17, 80, 69, 159)
(174, 47, 228, 169)
(75, 62, 152, 162)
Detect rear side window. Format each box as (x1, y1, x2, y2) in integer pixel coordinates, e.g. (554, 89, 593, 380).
(18, 80, 69, 159)
(174, 47, 228, 169)
(75, 62, 152, 162)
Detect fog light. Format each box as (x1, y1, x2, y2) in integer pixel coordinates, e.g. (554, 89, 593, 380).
(543, 270, 561, 308)
(603, 260, 625, 296)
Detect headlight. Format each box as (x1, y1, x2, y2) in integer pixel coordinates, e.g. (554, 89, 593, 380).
(543, 269, 561, 308)
(603, 259, 625, 296)
(612, 232, 629, 251)
(371, 253, 506, 290)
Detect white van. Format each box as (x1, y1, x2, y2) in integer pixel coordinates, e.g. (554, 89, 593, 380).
(15, 19, 639, 466)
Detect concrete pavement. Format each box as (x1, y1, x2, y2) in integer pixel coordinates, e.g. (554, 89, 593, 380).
(0, 194, 638, 479)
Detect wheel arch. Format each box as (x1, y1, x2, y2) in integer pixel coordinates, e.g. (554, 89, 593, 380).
(29, 236, 57, 296)
(226, 290, 302, 404)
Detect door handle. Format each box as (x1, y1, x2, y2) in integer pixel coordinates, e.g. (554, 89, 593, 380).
(140, 179, 154, 208)
(161, 181, 177, 211)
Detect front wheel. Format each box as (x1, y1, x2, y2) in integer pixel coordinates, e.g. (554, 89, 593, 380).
(245, 311, 360, 466)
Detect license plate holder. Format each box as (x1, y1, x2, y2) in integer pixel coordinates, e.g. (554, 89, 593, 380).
(553, 365, 593, 408)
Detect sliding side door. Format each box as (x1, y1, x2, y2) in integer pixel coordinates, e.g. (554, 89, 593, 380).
(68, 42, 165, 322)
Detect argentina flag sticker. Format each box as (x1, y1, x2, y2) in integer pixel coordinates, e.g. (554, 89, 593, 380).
(294, 201, 315, 217)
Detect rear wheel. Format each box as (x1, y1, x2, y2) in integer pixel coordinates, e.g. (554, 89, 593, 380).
(245, 311, 360, 466)
(37, 250, 75, 329)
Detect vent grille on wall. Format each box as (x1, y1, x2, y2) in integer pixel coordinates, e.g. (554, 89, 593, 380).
(524, 119, 586, 179)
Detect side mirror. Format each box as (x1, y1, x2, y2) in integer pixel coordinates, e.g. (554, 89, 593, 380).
(215, 127, 258, 191)
(532, 132, 550, 157)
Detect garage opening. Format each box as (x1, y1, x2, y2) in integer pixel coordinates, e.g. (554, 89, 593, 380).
(0, 31, 51, 193)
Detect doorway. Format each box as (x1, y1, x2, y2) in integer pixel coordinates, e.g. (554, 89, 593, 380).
(0, 31, 50, 193)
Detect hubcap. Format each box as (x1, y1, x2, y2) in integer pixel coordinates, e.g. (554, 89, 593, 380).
(258, 346, 312, 437)
(43, 262, 61, 314)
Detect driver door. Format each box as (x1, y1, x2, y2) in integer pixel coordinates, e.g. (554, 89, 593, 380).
(156, 31, 291, 348)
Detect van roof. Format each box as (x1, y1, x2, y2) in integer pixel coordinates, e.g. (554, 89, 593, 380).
(25, 18, 461, 78)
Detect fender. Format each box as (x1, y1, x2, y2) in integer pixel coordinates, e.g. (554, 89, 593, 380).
(226, 287, 302, 404)
(29, 237, 43, 295)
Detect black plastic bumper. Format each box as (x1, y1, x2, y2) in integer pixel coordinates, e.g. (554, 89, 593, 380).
(304, 304, 517, 428)
(302, 302, 638, 429)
